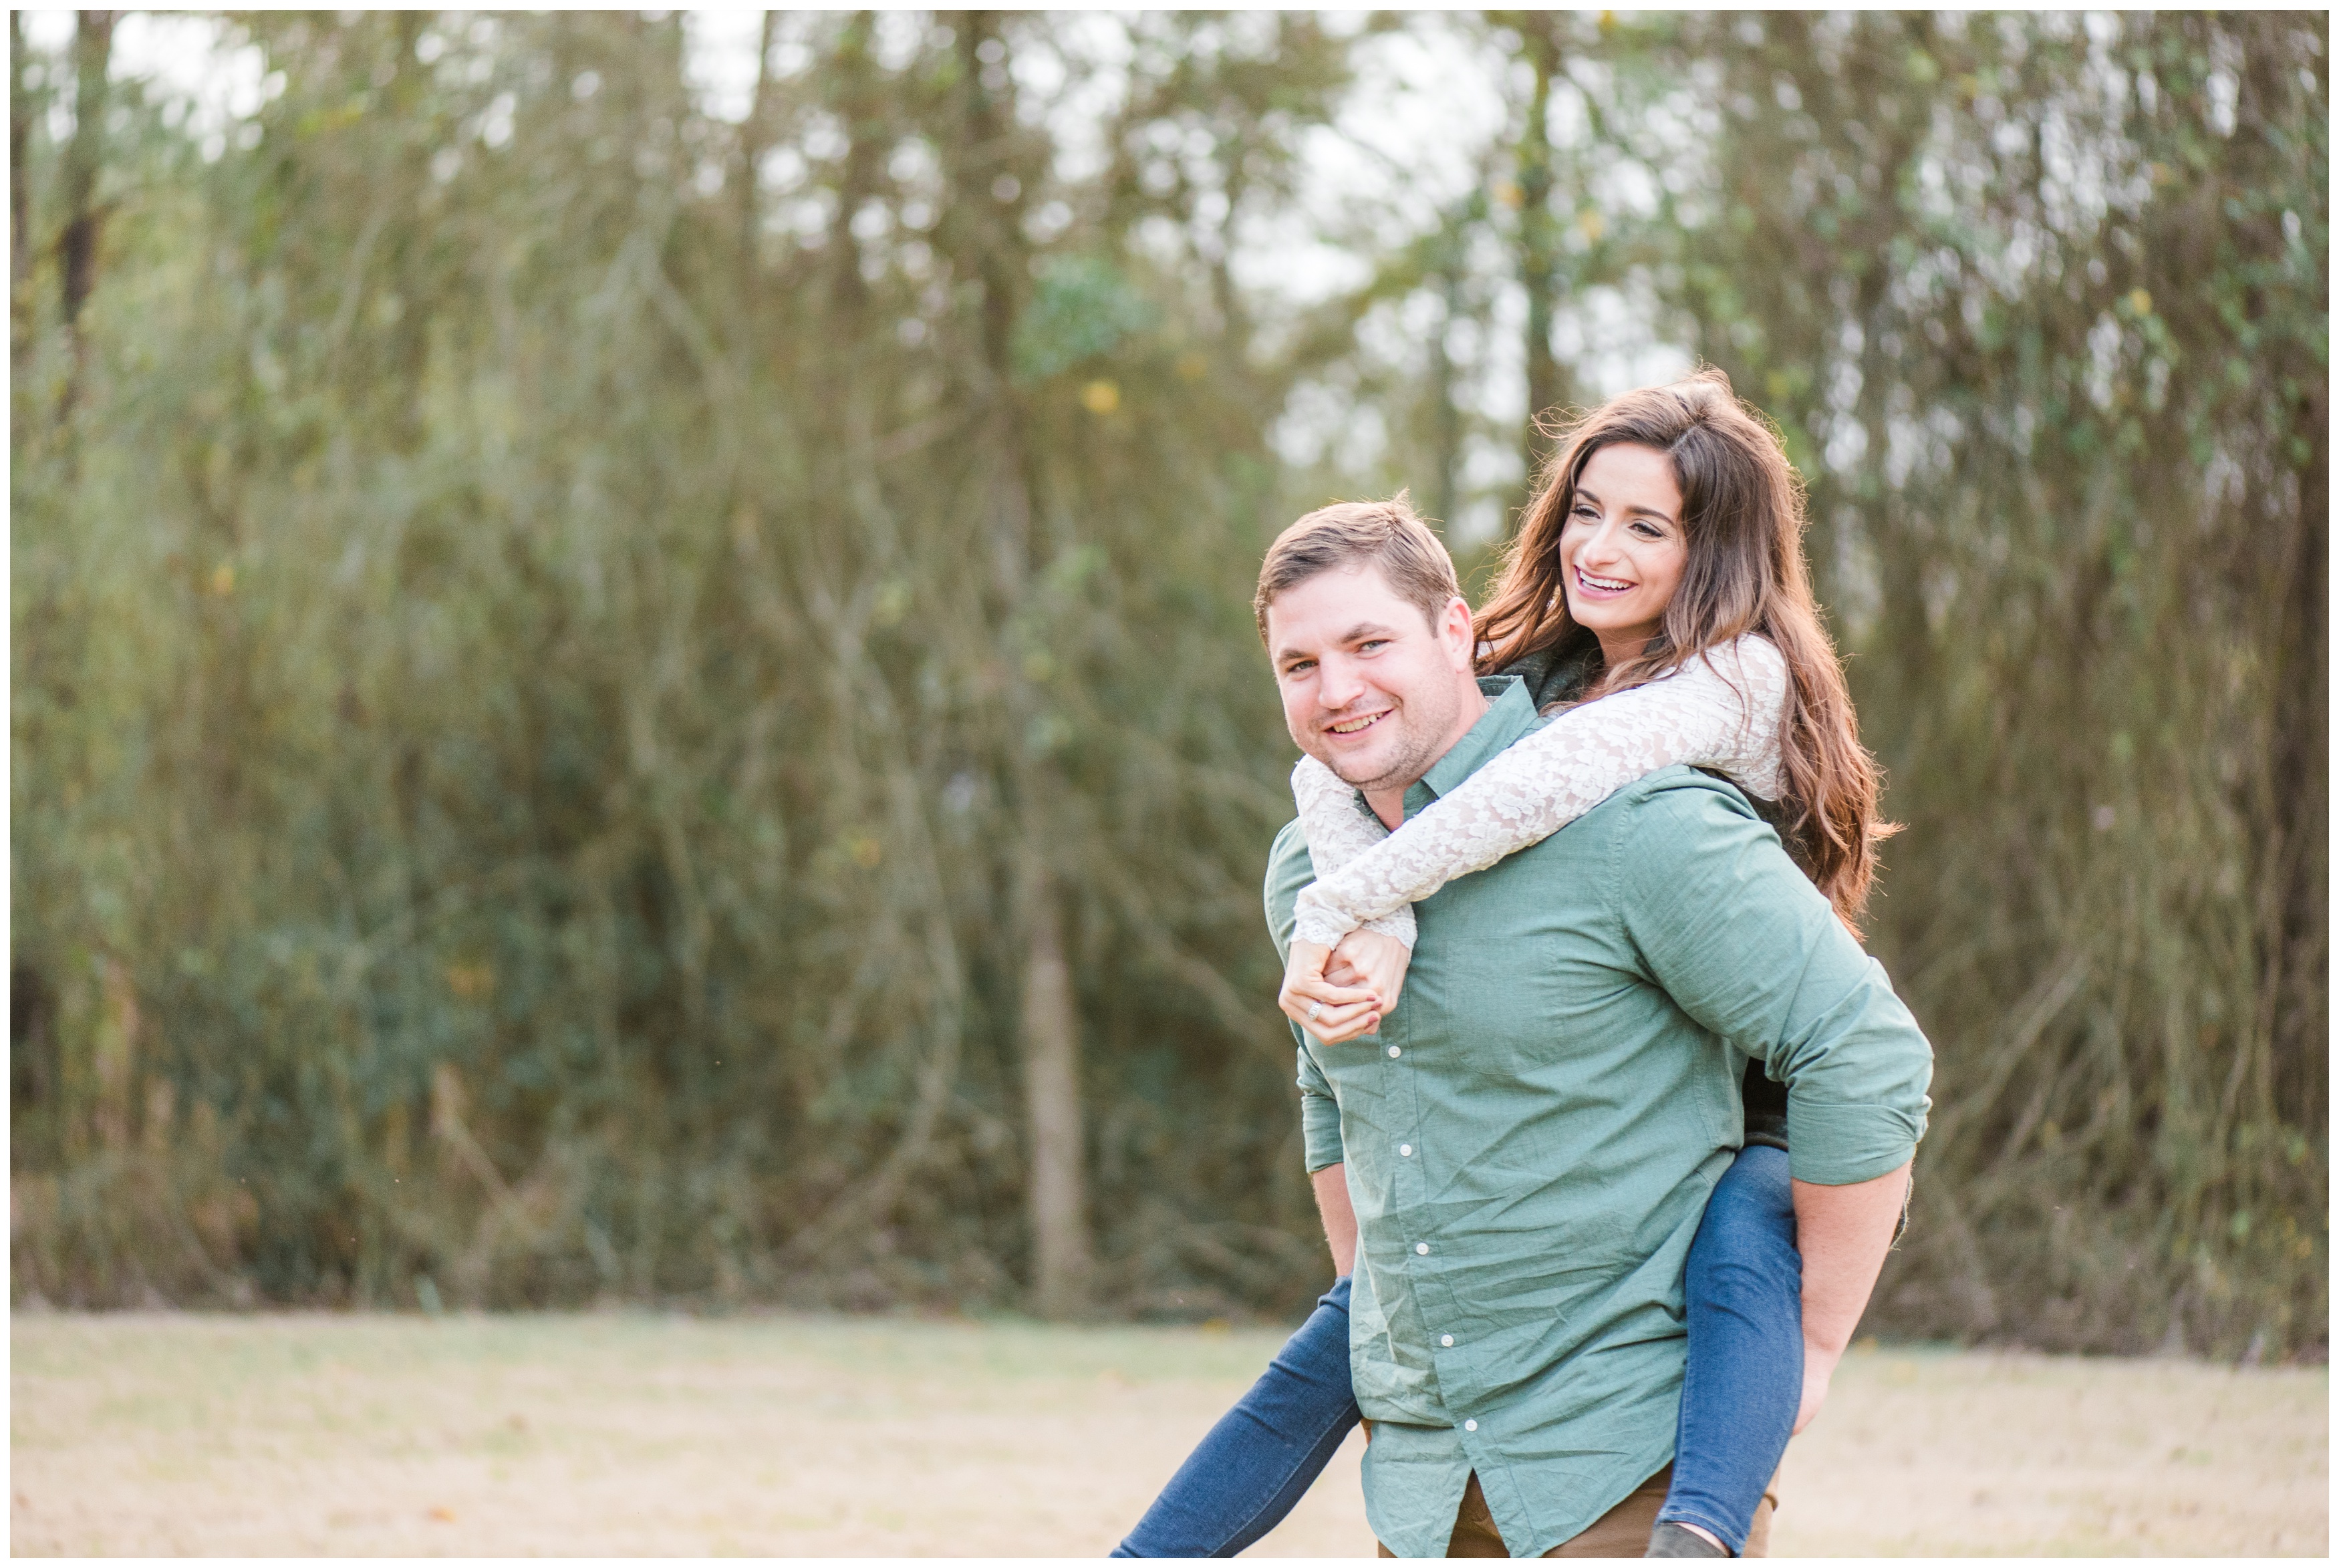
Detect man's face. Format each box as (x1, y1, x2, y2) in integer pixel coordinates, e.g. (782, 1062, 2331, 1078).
(1266, 563, 1482, 801)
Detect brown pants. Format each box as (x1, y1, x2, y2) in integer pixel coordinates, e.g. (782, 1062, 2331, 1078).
(1377, 1464, 1778, 1558)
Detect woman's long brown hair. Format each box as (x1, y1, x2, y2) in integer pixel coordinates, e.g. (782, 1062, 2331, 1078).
(1476, 368, 1897, 927)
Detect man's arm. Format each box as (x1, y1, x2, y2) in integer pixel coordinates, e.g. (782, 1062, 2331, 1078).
(1312, 1162, 1358, 1277)
(1613, 775, 1933, 1188)
(1792, 1161, 1910, 1431)
(1612, 775, 1932, 1428)
(1271, 819, 1361, 1279)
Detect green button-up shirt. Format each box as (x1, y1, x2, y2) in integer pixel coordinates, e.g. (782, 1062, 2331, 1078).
(1265, 675, 1932, 1557)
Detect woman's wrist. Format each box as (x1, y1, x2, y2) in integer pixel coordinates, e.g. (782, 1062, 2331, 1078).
(1290, 899, 1360, 950)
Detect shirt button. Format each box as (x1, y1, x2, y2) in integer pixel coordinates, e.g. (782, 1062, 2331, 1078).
(1440, 1334, 1455, 1347)
(1387, 1045, 1401, 1058)
(1464, 1419, 1478, 1432)
(1415, 1242, 1430, 1255)
(1399, 1144, 1413, 1156)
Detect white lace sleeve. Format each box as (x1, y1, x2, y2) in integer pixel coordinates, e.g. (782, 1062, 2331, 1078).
(1288, 635, 1791, 948)
(1290, 756, 1419, 948)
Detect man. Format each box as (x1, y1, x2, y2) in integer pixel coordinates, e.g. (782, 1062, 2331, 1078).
(1255, 499, 1931, 1557)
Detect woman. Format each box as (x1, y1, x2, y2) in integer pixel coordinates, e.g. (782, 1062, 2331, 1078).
(1115, 369, 1893, 1558)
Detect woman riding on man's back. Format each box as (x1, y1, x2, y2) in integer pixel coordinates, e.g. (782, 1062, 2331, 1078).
(1115, 369, 1904, 1559)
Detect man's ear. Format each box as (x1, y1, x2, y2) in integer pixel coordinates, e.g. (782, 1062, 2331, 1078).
(1439, 595, 1476, 669)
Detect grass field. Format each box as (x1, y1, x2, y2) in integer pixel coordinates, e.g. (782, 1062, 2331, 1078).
(10, 1311, 2326, 1557)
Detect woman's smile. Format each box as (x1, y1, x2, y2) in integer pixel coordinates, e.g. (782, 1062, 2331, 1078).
(1572, 564, 1638, 599)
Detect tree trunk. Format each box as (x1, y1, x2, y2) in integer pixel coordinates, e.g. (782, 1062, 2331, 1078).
(1018, 867, 1089, 1316)
(57, 9, 115, 421)
(958, 11, 1093, 1317)
(11, 11, 33, 359)
(829, 12, 881, 326)
(1430, 260, 1462, 530)
(736, 10, 777, 277)
(1515, 20, 1564, 494)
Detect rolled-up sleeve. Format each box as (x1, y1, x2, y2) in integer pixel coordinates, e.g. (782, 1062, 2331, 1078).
(1611, 774, 1933, 1185)
(1298, 1038, 1345, 1172)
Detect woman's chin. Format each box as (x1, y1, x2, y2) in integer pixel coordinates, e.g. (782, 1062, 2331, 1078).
(1566, 605, 1664, 654)
(1567, 601, 1635, 632)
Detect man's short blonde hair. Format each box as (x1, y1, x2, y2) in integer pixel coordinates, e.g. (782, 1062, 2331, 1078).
(1254, 494, 1462, 643)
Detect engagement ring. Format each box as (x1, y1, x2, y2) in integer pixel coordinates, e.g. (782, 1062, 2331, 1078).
(1306, 1001, 1323, 1022)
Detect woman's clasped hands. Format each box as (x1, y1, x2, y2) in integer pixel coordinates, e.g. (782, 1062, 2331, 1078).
(1276, 927, 1413, 1044)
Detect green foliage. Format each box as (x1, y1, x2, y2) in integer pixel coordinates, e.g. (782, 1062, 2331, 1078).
(11, 12, 2324, 1355)
(1013, 256, 1159, 383)
(12, 11, 1343, 1317)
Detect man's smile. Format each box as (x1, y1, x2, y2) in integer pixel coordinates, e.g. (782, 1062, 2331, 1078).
(1325, 710, 1391, 736)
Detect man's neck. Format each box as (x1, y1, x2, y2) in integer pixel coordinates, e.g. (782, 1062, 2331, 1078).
(1361, 683, 1491, 830)
(1361, 786, 1409, 832)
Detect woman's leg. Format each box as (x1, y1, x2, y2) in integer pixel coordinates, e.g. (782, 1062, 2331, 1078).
(1112, 1275, 1362, 1558)
(1654, 1144, 1802, 1556)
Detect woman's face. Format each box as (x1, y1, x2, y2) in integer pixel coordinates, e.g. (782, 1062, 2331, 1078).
(1556, 441, 1688, 662)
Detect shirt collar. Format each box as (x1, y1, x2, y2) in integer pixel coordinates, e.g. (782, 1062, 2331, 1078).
(1401, 674, 1534, 822)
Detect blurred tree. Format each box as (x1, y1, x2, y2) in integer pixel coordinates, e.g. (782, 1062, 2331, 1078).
(10, 11, 2324, 1358)
(57, 10, 116, 420)
(12, 9, 1355, 1321)
(10, 13, 35, 355)
(1501, 10, 1568, 485)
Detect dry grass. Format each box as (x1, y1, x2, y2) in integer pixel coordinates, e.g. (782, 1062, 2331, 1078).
(9, 1311, 2325, 1557)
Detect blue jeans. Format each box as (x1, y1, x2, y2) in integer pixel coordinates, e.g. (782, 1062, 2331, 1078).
(1113, 1147, 1800, 1558)
(1112, 1276, 1362, 1557)
(1655, 1143, 1801, 1554)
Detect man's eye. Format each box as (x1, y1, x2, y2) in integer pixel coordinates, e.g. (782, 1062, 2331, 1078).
(1357, 640, 1389, 654)
(1286, 660, 1315, 676)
